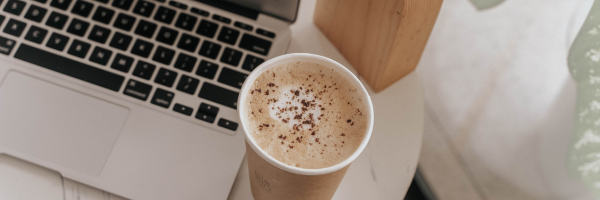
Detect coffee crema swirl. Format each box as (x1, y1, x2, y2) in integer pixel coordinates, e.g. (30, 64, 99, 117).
(243, 61, 368, 169)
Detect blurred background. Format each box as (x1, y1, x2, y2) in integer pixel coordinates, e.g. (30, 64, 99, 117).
(410, 0, 595, 199)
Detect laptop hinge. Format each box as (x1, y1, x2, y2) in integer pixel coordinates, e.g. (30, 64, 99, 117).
(193, 0, 259, 20)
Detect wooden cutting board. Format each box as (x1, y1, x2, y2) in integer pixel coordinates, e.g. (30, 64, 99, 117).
(314, 0, 443, 92)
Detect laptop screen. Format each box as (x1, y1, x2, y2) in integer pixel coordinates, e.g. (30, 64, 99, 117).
(193, 0, 300, 23)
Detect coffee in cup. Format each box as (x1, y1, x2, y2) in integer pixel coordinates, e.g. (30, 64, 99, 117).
(243, 61, 368, 169)
(238, 53, 373, 200)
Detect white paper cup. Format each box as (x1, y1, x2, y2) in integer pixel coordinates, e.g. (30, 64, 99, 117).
(238, 53, 374, 200)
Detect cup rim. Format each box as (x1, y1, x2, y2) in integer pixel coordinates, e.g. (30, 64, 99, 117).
(238, 53, 374, 175)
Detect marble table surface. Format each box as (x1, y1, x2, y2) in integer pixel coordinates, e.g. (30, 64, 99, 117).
(228, 0, 424, 199)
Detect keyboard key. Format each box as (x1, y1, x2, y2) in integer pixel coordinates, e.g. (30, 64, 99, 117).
(113, 13, 135, 31)
(196, 60, 218, 79)
(198, 40, 221, 59)
(154, 67, 177, 87)
(177, 33, 199, 52)
(34, 0, 48, 3)
(132, 0, 154, 17)
(174, 53, 196, 72)
(109, 32, 132, 51)
(218, 118, 238, 131)
(88, 25, 111, 44)
(198, 82, 238, 109)
(67, 18, 90, 36)
(46, 12, 69, 30)
(112, 0, 133, 11)
(0, 15, 5, 27)
(190, 7, 208, 17)
(152, 0, 165, 2)
(24, 5, 47, 22)
(0, 36, 16, 55)
(256, 28, 275, 38)
(152, 46, 175, 65)
(71, 0, 94, 17)
(234, 21, 253, 31)
(94, 0, 108, 3)
(46, 32, 69, 51)
(168, 0, 187, 9)
(123, 79, 151, 100)
(132, 60, 155, 80)
(241, 54, 264, 72)
(156, 27, 178, 45)
(134, 20, 157, 38)
(176, 75, 199, 94)
(131, 39, 153, 57)
(50, 0, 72, 10)
(212, 14, 230, 24)
(15, 44, 125, 91)
(92, 6, 115, 24)
(3, 19, 26, 37)
(196, 20, 218, 38)
(151, 88, 174, 108)
(195, 111, 215, 123)
(67, 39, 91, 58)
(218, 67, 247, 89)
(217, 27, 239, 45)
(239, 33, 271, 56)
(174, 13, 197, 31)
(7, 0, 21, 15)
(220, 47, 242, 67)
(24, 26, 48, 44)
(153, 6, 175, 24)
(111, 53, 134, 72)
(89, 46, 112, 65)
(199, 102, 218, 116)
(173, 103, 193, 116)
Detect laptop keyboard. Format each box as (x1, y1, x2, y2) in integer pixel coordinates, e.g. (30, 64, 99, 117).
(0, 0, 278, 132)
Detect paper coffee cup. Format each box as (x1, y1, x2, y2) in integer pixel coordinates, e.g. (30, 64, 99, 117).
(238, 53, 374, 200)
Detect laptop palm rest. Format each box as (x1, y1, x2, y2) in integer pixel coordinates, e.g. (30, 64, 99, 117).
(0, 71, 129, 176)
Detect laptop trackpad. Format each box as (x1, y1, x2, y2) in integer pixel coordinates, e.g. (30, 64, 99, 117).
(0, 72, 129, 176)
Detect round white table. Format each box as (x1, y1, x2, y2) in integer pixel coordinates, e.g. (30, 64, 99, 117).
(227, 0, 425, 199)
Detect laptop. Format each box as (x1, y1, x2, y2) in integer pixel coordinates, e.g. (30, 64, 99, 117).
(0, 0, 298, 199)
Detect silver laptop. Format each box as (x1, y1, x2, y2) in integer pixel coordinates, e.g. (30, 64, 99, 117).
(0, 0, 298, 199)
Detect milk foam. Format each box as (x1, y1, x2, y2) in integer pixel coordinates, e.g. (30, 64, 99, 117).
(268, 85, 322, 130)
(243, 61, 368, 169)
